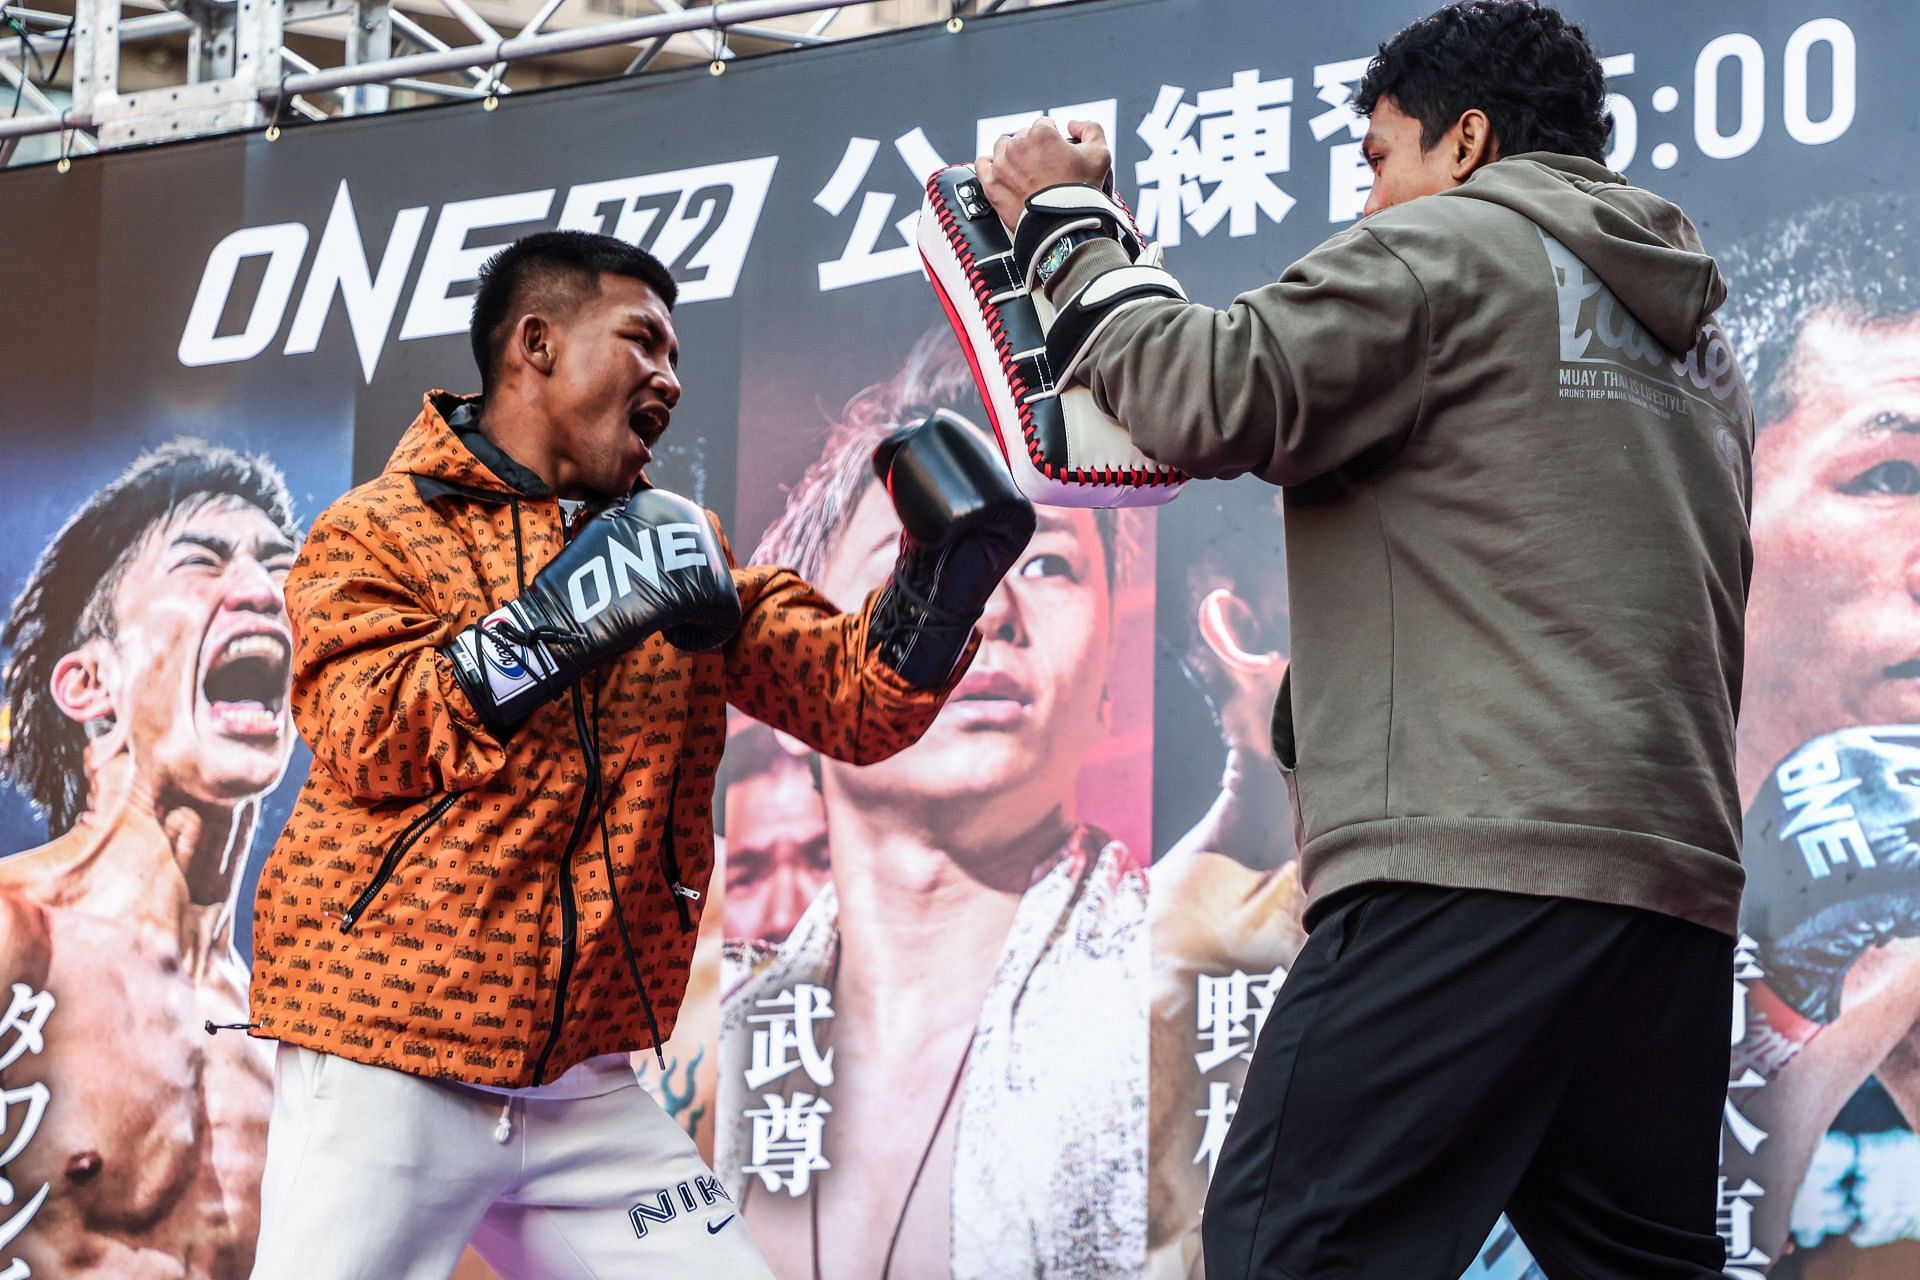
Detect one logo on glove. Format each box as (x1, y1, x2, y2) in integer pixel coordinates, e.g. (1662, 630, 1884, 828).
(1777, 741, 1876, 879)
(628, 1175, 733, 1240)
(568, 522, 708, 624)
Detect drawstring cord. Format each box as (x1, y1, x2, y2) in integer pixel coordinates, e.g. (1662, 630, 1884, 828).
(503, 496, 688, 1082)
(494, 1096, 513, 1144)
(573, 682, 672, 1072)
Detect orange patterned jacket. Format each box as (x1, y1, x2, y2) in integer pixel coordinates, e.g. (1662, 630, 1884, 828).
(249, 392, 968, 1086)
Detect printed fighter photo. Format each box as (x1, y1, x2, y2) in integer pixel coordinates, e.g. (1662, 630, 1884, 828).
(717, 325, 1157, 1278)
(715, 321, 1303, 1280)
(0, 442, 300, 1279)
(4, 0, 1917, 1278)
(1714, 191, 1920, 1277)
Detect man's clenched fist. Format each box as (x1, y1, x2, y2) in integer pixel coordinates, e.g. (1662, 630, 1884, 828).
(974, 117, 1113, 231)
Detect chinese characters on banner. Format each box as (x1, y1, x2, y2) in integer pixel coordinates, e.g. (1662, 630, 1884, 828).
(1723, 936, 1780, 1279)
(742, 984, 836, 1196)
(813, 101, 1118, 291)
(1192, 965, 1285, 1178)
(805, 52, 1673, 296)
(0, 984, 55, 1280)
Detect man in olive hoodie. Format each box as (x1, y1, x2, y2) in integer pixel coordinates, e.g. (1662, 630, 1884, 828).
(978, 3, 1752, 1277)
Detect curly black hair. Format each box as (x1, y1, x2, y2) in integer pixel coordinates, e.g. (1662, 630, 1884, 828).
(470, 230, 678, 394)
(1353, 0, 1612, 164)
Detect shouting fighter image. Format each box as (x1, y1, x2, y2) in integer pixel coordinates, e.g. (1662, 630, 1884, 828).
(241, 230, 1034, 1279)
(978, 2, 1754, 1277)
(0, 442, 299, 1279)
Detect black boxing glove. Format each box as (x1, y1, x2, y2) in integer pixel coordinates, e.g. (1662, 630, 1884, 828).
(447, 488, 742, 737)
(868, 409, 1037, 689)
(1739, 726, 1920, 1024)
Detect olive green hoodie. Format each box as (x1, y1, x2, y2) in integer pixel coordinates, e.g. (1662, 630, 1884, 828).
(1050, 153, 1753, 934)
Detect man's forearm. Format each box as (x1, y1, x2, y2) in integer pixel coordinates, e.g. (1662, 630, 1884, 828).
(1040, 223, 1430, 488)
(724, 570, 976, 767)
(1873, 1033, 1920, 1135)
(1041, 239, 1280, 481)
(1147, 980, 1229, 1249)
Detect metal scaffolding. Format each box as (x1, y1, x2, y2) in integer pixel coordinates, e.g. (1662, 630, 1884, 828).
(0, 0, 1010, 165)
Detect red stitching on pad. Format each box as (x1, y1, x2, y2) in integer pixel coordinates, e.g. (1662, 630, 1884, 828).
(925, 167, 1185, 490)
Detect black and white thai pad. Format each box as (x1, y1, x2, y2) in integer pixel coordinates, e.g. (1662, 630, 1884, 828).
(917, 164, 1187, 509)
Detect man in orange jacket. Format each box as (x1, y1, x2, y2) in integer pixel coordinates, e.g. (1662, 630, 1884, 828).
(244, 230, 1034, 1280)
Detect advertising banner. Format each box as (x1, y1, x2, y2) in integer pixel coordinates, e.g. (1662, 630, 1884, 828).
(0, 0, 1913, 1275)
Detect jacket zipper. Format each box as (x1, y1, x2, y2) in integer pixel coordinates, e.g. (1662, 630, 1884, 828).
(658, 766, 694, 934)
(339, 792, 460, 933)
(530, 683, 601, 1084)
(583, 682, 676, 1071)
(526, 497, 591, 1086)
(535, 844, 581, 1086)
(527, 489, 642, 1087)
(502, 491, 586, 1085)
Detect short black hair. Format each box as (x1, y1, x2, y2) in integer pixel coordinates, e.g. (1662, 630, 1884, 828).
(1353, 0, 1611, 165)
(1720, 193, 1920, 430)
(469, 231, 678, 392)
(1, 440, 298, 833)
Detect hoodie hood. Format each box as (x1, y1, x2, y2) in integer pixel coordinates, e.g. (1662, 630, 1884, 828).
(381, 391, 554, 496)
(386, 391, 659, 505)
(1440, 153, 1726, 355)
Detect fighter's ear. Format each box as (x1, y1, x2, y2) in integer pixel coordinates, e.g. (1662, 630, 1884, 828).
(1198, 588, 1283, 676)
(510, 313, 557, 377)
(50, 641, 116, 727)
(1450, 108, 1498, 179)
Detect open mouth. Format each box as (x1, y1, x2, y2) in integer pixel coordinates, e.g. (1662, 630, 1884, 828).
(629, 401, 669, 448)
(202, 632, 291, 738)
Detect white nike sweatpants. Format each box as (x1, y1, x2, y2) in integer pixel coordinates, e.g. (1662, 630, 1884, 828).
(249, 1043, 771, 1280)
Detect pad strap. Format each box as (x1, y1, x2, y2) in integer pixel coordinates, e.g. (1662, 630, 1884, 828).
(1011, 183, 1142, 293)
(1046, 263, 1187, 388)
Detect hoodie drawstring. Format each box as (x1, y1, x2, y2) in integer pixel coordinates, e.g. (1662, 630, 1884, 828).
(515, 496, 679, 1077)
(573, 683, 672, 1073)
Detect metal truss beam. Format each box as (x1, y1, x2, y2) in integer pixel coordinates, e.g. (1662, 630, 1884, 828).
(266, 0, 849, 98)
(0, 50, 98, 150)
(2, 11, 190, 63)
(388, 11, 497, 89)
(0, 0, 916, 152)
(343, 0, 391, 114)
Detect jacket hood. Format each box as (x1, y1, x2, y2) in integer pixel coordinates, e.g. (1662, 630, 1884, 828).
(1441, 153, 1726, 355)
(384, 391, 553, 497)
